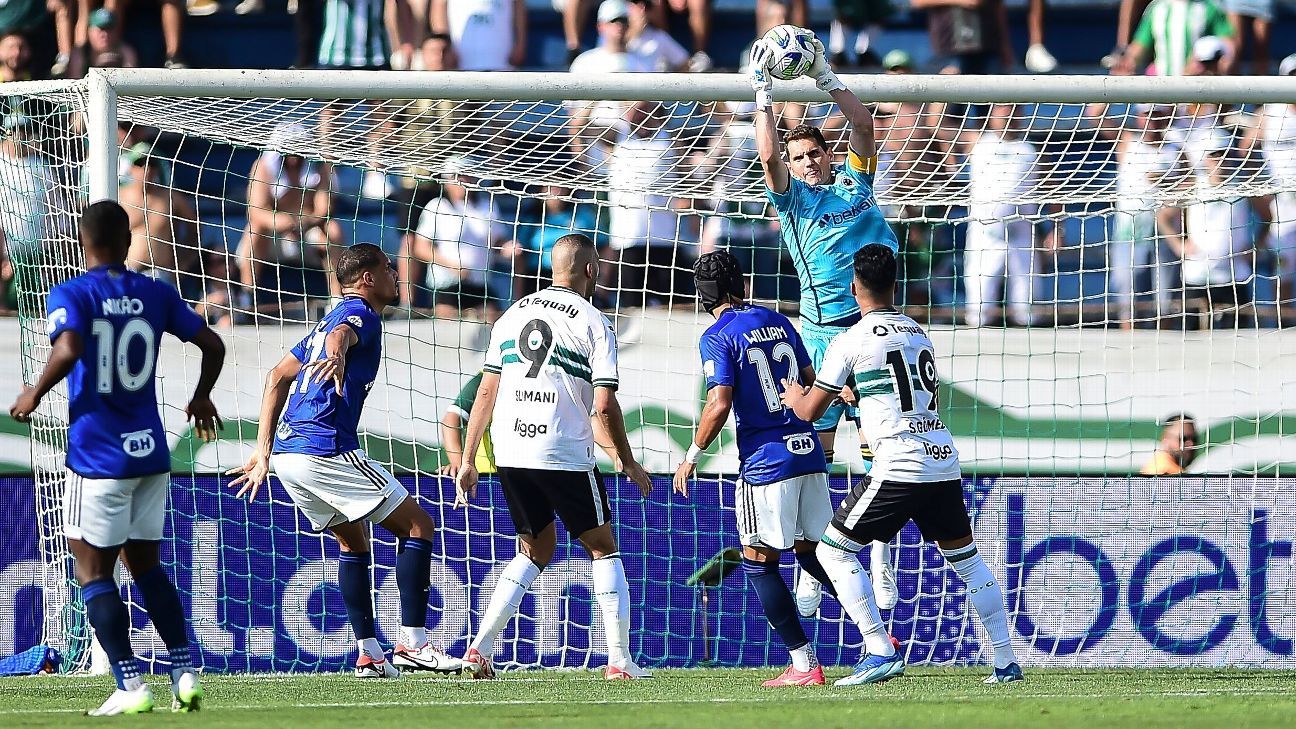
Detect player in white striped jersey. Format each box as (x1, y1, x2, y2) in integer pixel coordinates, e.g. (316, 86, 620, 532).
(455, 233, 654, 680)
(781, 244, 1023, 686)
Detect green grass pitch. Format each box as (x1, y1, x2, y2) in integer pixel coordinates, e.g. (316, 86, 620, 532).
(3, 668, 1295, 728)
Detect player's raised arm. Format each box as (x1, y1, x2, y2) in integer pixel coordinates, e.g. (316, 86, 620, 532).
(227, 352, 302, 500)
(804, 37, 876, 160)
(455, 370, 499, 506)
(751, 40, 791, 194)
(673, 384, 732, 498)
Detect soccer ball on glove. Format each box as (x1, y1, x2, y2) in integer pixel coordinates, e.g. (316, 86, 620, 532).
(760, 24, 819, 81)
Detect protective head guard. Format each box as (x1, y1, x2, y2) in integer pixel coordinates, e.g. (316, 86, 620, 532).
(693, 250, 745, 312)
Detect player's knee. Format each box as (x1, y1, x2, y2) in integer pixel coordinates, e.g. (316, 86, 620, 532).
(742, 545, 780, 563)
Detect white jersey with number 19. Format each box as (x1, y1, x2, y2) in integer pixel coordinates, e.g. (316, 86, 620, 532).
(813, 308, 960, 483)
(483, 285, 619, 471)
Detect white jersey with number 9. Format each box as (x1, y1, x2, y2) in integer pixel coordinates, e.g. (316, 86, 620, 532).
(482, 286, 619, 471)
(813, 308, 961, 483)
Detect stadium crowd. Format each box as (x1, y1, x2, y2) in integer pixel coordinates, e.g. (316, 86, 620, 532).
(2, 0, 1296, 328)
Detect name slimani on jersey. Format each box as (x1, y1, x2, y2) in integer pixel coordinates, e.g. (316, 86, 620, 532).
(484, 286, 619, 471)
(813, 308, 961, 483)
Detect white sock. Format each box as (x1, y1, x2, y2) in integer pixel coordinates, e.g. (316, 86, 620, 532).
(789, 645, 818, 672)
(358, 637, 385, 661)
(470, 554, 541, 658)
(401, 626, 427, 648)
(817, 535, 894, 657)
(592, 553, 631, 666)
(941, 543, 1018, 670)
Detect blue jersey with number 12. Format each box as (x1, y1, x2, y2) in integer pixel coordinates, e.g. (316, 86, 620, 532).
(46, 264, 206, 479)
(273, 297, 383, 457)
(699, 305, 826, 486)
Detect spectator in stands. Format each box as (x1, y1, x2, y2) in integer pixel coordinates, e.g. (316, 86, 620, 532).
(514, 185, 604, 291)
(0, 31, 32, 83)
(570, 0, 652, 73)
(1114, 0, 1233, 77)
(660, 0, 713, 71)
(118, 151, 196, 287)
(412, 156, 512, 322)
(1024, 0, 1057, 72)
(1222, 0, 1269, 75)
(561, 0, 596, 65)
(1186, 34, 1226, 76)
(911, 0, 1013, 74)
(86, 9, 137, 68)
(964, 103, 1041, 326)
(1104, 0, 1152, 68)
(237, 124, 345, 305)
(0, 0, 73, 77)
(1141, 413, 1199, 474)
(756, 0, 805, 37)
(626, 0, 688, 72)
(438, 370, 498, 476)
(432, 0, 526, 71)
(392, 182, 440, 309)
(78, 0, 188, 68)
(1260, 55, 1296, 309)
(1181, 130, 1268, 327)
(604, 100, 695, 307)
(316, 0, 415, 198)
(828, 0, 892, 68)
(0, 113, 56, 285)
(1109, 104, 1190, 327)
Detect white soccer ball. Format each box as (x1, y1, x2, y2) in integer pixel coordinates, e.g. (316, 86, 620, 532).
(761, 25, 818, 81)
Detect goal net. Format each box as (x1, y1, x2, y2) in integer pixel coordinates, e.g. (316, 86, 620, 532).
(5, 70, 1294, 672)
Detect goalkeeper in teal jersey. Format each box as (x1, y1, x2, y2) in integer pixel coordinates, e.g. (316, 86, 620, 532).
(749, 33, 900, 614)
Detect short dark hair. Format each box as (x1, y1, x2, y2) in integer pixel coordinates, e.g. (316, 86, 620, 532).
(1162, 413, 1197, 428)
(335, 243, 388, 286)
(80, 200, 131, 254)
(783, 124, 828, 152)
(852, 244, 897, 296)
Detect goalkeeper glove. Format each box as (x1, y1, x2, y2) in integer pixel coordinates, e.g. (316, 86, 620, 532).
(748, 40, 775, 110)
(805, 37, 847, 93)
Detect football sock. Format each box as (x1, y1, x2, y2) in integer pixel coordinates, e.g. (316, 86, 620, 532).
(793, 548, 838, 598)
(401, 627, 428, 649)
(471, 554, 541, 658)
(742, 557, 809, 653)
(816, 537, 894, 657)
(941, 542, 1018, 669)
(338, 552, 377, 647)
(789, 645, 819, 672)
(396, 537, 434, 639)
(133, 565, 194, 687)
(82, 578, 143, 690)
(592, 553, 631, 665)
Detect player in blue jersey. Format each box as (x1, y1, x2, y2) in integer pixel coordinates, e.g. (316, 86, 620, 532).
(674, 251, 871, 687)
(750, 34, 901, 613)
(227, 243, 465, 679)
(9, 201, 226, 715)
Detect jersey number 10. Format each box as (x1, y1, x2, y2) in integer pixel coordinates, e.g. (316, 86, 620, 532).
(91, 318, 156, 394)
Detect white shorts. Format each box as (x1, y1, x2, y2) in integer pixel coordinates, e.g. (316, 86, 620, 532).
(734, 473, 832, 550)
(270, 450, 409, 532)
(62, 470, 169, 548)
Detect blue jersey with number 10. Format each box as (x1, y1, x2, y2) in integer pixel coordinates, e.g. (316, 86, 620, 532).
(699, 305, 826, 486)
(46, 265, 206, 479)
(274, 297, 383, 457)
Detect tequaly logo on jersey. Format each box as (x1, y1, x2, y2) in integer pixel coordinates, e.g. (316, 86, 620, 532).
(120, 429, 156, 458)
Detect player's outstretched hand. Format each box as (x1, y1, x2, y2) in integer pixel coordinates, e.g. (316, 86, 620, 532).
(436, 463, 457, 476)
(9, 386, 41, 423)
(227, 451, 270, 501)
(838, 384, 857, 407)
(304, 354, 346, 396)
(186, 396, 224, 442)
(780, 377, 808, 410)
(625, 460, 653, 497)
(672, 461, 694, 499)
(454, 463, 479, 509)
(748, 39, 773, 73)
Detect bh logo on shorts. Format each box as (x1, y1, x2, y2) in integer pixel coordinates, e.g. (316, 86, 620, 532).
(121, 429, 156, 458)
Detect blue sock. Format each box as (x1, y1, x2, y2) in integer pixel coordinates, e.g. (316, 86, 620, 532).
(338, 552, 376, 641)
(82, 578, 142, 690)
(133, 565, 193, 679)
(795, 549, 838, 598)
(742, 557, 808, 651)
(396, 537, 434, 630)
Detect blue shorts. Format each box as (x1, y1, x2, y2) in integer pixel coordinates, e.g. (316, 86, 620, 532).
(801, 319, 859, 433)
